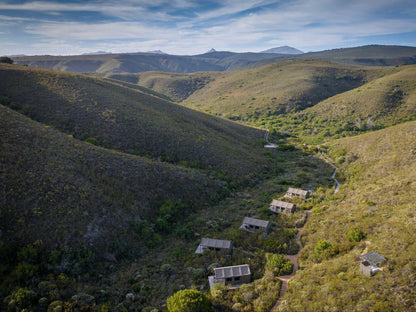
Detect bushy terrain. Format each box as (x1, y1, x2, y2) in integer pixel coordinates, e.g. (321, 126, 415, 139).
(3, 49, 416, 311)
(181, 60, 394, 120)
(255, 64, 416, 144)
(0, 64, 269, 183)
(105, 71, 221, 102)
(278, 121, 416, 311)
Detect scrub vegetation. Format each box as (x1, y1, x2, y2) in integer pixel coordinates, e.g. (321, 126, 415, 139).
(1, 47, 416, 311)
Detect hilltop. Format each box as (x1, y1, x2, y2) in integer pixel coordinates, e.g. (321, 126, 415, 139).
(12, 45, 416, 74)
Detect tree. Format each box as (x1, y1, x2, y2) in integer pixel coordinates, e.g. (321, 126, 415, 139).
(167, 289, 213, 312)
(0, 56, 14, 64)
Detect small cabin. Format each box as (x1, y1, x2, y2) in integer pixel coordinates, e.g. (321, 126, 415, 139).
(195, 238, 233, 254)
(208, 264, 251, 289)
(359, 251, 386, 277)
(269, 199, 296, 214)
(241, 217, 271, 234)
(284, 187, 310, 200)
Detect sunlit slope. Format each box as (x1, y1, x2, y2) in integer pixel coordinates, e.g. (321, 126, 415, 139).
(0, 104, 222, 253)
(279, 121, 416, 311)
(0, 64, 269, 181)
(180, 60, 394, 120)
(305, 64, 416, 126)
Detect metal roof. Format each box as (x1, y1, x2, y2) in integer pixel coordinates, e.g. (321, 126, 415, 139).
(287, 187, 309, 196)
(200, 238, 232, 249)
(360, 251, 386, 266)
(242, 217, 271, 228)
(270, 200, 295, 209)
(214, 264, 251, 279)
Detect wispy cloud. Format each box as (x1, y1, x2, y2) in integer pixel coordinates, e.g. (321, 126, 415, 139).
(0, 0, 415, 55)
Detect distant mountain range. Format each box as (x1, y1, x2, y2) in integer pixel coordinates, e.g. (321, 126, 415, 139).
(12, 45, 416, 74)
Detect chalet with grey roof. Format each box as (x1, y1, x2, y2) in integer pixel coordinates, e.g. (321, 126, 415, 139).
(284, 187, 310, 200)
(359, 251, 386, 277)
(269, 199, 296, 214)
(208, 264, 251, 289)
(195, 238, 232, 254)
(240, 217, 271, 234)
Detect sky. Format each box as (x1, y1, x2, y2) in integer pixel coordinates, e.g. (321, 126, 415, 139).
(0, 0, 415, 56)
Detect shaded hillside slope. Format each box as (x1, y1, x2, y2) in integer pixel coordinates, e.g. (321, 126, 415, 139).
(104, 71, 222, 102)
(278, 121, 416, 311)
(0, 103, 223, 259)
(13, 51, 283, 74)
(258, 64, 416, 144)
(0, 64, 269, 182)
(181, 60, 394, 120)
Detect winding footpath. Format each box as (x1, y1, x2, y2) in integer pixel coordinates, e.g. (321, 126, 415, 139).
(264, 130, 278, 148)
(270, 154, 340, 311)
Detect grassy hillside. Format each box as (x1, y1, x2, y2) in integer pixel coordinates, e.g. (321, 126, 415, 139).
(181, 60, 394, 120)
(104, 71, 222, 102)
(256, 64, 416, 144)
(13, 51, 282, 74)
(0, 66, 336, 311)
(0, 103, 223, 249)
(0, 64, 270, 183)
(278, 121, 416, 311)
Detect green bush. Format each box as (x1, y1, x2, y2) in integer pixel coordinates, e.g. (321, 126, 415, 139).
(347, 229, 365, 242)
(0, 56, 13, 64)
(8, 288, 37, 311)
(166, 289, 213, 312)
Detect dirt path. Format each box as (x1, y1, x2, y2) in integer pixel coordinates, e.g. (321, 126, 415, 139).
(270, 151, 341, 311)
(264, 130, 278, 148)
(270, 210, 311, 310)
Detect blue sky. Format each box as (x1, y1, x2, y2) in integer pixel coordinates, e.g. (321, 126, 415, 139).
(0, 0, 415, 56)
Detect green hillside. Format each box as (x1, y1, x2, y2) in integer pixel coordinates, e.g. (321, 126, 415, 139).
(104, 71, 221, 102)
(0, 64, 269, 183)
(0, 103, 222, 253)
(181, 60, 394, 120)
(278, 121, 416, 311)
(256, 64, 416, 144)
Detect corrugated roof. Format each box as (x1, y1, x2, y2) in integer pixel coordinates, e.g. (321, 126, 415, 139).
(287, 187, 309, 196)
(214, 264, 251, 278)
(242, 217, 270, 228)
(361, 251, 386, 266)
(200, 238, 232, 249)
(270, 200, 295, 209)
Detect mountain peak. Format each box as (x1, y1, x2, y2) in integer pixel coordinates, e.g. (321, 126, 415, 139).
(261, 46, 304, 54)
(206, 48, 217, 53)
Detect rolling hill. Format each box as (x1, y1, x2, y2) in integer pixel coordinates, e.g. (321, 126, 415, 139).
(253, 64, 416, 144)
(0, 64, 270, 182)
(11, 45, 416, 75)
(180, 60, 396, 120)
(0, 103, 223, 255)
(278, 120, 416, 311)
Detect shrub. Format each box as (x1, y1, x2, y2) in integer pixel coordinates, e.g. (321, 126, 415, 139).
(8, 288, 37, 311)
(0, 56, 13, 64)
(166, 289, 213, 312)
(347, 229, 365, 242)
